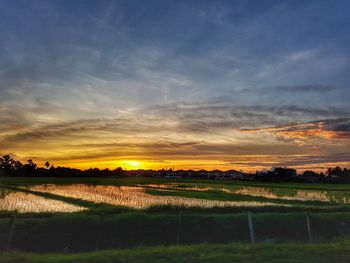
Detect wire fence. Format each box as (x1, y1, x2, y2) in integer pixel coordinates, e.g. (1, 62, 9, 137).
(2, 211, 350, 252)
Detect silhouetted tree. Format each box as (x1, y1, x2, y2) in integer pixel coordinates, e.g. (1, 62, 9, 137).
(44, 161, 50, 169)
(300, 170, 324, 182)
(0, 153, 349, 183)
(27, 159, 37, 169)
(18, 159, 38, 176)
(326, 167, 350, 183)
(273, 167, 297, 178)
(0, 155, 16, 170)
(0, 155, 23, 176)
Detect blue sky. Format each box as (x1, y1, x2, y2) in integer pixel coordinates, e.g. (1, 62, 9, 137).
(0, 0, 349, 171)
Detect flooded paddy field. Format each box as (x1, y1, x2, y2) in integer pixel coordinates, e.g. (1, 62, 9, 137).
(140, 182, 350, 204)
(0, 177, 350, 213)
(0, 188, 85, 213)
(0, 177, 350, 252)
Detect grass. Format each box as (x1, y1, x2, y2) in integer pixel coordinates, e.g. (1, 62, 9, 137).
(1, 212, 350, 252)
(1, 242, 350, 263)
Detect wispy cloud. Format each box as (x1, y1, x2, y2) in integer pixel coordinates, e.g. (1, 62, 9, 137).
(241, 118, 350, 143)
(1, 99, 349, 170)
(240, 85, 335, 94)
(0, 0, 349, 170)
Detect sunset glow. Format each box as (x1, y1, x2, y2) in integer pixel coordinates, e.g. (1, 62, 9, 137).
(122, 161, 143, 170)
(1, 2, 350, 262)
(0, 1, 349, 172)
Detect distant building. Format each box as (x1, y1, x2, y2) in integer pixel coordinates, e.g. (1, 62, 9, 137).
(225, 170, 244, 179)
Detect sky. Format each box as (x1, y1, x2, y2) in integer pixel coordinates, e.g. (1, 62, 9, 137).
(0, 0, 349, 172)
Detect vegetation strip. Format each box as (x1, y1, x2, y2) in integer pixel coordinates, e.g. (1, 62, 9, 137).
(0, 242, 350, 263)
(144, 187, 336, 207)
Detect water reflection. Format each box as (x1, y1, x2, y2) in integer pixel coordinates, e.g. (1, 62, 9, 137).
(29, 184, 283, 209)
(141, 184, 349, 204)
(0, 190, 85, 213)
(2, 182, 345, 213)
(234, 187, 331, 202)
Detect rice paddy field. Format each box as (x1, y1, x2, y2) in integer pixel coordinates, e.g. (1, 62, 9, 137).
(1, 176, 350, 262)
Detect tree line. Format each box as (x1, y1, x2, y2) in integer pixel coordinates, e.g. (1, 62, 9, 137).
(0, 155, 123, 177)
(0, 154, 349, 183)
(255, 167, 350, 183)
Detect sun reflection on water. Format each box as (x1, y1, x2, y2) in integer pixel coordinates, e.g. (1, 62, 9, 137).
(140, 184, 349, 204)
(0, 191, 85, 213)
(28, 184, 283, 209)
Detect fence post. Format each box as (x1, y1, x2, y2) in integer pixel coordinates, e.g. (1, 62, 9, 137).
(6, 214, 16, 251)
(96, 212, 105, 250)
(247, 211, 255, 244)
(176, 212, 182, 245)
(306, 212, 312, 242)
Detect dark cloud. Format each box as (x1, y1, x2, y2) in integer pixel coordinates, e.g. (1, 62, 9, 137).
(276, 85, 334, 92)
(323, 118, 350, 132)
(241, 118, 350, 141)
(2, 101, 349, 145)
(226, 153, 350, 168)
(240, 85, 335, 94)
(146, 102, 350, 132)
(276, 153, 350, 167)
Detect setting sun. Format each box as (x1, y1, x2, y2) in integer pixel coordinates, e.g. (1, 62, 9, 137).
(122, 160, 143, 169)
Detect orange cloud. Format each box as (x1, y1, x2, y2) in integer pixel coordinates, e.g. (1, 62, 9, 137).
(241, 119, 350, 142)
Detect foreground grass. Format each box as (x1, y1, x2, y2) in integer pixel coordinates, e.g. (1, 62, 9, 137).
(1, 212, 350, 252)
(1, 242, 350, 263)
